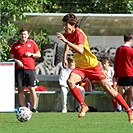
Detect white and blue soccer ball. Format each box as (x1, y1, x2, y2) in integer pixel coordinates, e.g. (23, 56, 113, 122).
(16, 107, 32, 122)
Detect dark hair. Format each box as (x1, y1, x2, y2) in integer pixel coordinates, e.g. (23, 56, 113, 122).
(107, 47, 116, 54)
(19, 28, 29, 34)
(90, 47, 99, 52)
(124, 33, 133, 42)
(62, 13, 78, 28)
(67, 56, 75, 63)
(101, 57, 110, 63)
(43, 49, 54, 56)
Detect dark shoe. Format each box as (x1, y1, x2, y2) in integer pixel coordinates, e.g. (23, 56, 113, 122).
(31, 108, 38, 113)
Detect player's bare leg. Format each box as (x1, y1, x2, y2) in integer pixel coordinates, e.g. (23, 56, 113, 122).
(98, 79, 133, 123)
(127, 86, 132, 108)
(67, 73, 88, 118)
(28, 86, 37, 113)
(18, 87, 25, 107)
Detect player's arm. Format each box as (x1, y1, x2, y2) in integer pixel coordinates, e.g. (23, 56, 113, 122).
(10, 54, 23, 67)
(57, 32, 84, 54)
(66, 42, 83, 54)
(62, 44, 69, 68)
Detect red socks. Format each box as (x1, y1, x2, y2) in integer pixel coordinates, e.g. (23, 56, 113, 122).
(114, 93, 132, 113)
(70, 86, 86, 107)
(112, 99, 117, 109)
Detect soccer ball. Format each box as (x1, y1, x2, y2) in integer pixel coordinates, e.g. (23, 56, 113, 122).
(16, 107, 32, 122)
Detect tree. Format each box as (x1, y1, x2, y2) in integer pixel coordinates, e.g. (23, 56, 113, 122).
(45, 0, 133, 13)
(1, 0, 51, 62)
(1, 0, 133, 62)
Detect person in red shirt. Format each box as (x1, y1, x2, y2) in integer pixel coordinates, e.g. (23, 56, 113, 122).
(114, 33, 133, 111)
(10, 28, 41, 113)
(57, 13, 133, 123)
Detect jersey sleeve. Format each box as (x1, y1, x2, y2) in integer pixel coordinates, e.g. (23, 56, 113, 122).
(10, 43, 16, 55)
(114, 49, 118, 78)
(32, 40, 40, 53)
(75, 31, 85, 45)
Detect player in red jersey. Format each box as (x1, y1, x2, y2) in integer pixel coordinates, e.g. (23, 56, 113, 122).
(57, 13, 133, 123)
(10, 28, 41, 112)
(114, 33, 133, 111)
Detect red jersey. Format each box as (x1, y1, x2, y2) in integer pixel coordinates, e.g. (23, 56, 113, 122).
(63, 28, 98, 68)
(10, 39, 39, 69)
(114, 45, 133, 77)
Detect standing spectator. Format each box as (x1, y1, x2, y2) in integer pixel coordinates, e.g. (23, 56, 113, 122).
(131, 78, 133, 110)
(101, 57, 121, 112)
(10, 28, 41, 112)
(114, 32, 133, 111)
(132, 50, 133, 110)
(59, 56, 85, 113)
(57, 13, 133, 123)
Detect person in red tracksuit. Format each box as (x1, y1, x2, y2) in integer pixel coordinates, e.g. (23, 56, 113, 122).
(114, 33, 133, 111)
(10, 28, 41, 113)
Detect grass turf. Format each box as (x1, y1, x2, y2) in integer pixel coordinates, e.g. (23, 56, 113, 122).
(0, 112, 133, 133)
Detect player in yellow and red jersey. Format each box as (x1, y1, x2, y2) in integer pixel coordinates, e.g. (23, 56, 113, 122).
(57, 13, 133, 123)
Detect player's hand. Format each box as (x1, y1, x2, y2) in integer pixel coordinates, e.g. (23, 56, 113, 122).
(57, 32, 68, 43)
(25, 52, 32, 57)
(62, 59, 68, 68)
(16, 60, 23, 67)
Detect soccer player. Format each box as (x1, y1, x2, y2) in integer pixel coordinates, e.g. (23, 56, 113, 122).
(114, 33, 133, 111)
(57, 13, 133, 123)
(10, 28, 41, 112)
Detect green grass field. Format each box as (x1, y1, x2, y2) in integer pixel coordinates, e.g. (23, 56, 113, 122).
(0, 112, 133, 133)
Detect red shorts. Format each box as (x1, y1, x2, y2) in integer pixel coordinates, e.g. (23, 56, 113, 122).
(72, 63, 106, 82)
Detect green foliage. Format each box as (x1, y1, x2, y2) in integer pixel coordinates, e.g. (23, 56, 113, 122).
(45, 0, 133, 13)
(30, 28, 51, 51)
(1, 0, 52, 62)
(1, 0, 133, 61)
